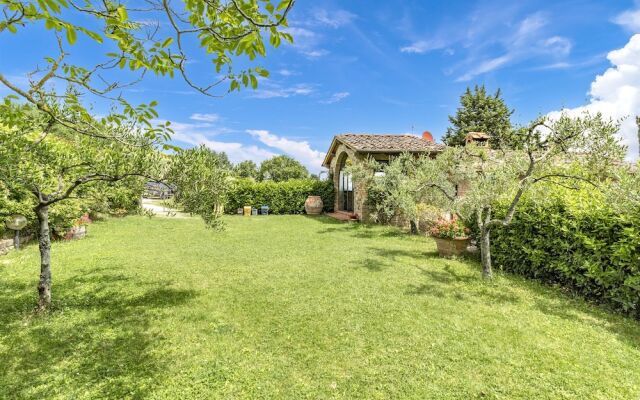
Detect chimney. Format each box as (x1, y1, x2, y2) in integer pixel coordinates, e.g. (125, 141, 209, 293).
(422, 131, 434, 142)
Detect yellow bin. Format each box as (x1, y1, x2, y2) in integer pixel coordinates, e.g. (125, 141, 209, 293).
(243, 206, 252, 216)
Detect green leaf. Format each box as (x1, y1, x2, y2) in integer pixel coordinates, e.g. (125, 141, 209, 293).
(66, 26, 77, 45)
(161, 37, 173, 48)
(116, 6, 128, 22)
(276, 0, 290, 11)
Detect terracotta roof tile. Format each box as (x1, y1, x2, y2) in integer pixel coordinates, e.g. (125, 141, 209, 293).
(336, 134, 445, 152)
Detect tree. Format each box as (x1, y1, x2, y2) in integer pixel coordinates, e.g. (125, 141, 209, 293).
(168, 145, 230, 229)
(0, 104, 165, 310)
(234, 160, 259, 179)
(427, 113, 625, 278)
(443, 85, 514, 148)
(349, 153, 430, 234)
(0, 0, 295, 309)
(259, 155, 309, 182)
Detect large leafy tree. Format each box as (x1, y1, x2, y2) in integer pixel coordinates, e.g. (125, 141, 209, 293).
(0, 104, 166, 310)
(234, 160, 259, 179)
(0, 0, 295, 310)
(443, 85, 514, 148)
(258, 155, 308, 182)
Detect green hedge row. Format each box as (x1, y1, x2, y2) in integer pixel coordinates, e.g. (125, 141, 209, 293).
(226, 178, 334, 215)
(491, 194, 640, 317)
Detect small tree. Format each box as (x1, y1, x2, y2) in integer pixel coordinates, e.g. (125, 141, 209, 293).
(443, 85, 514, 148)
(349, 153, 438, 234)
(0, 0, 295, 310)
(168, 146, 230, 229)
(430, 113, 626, 278)
(0, 105, 165, 310)
(234, 160, 259, 179)
(259, 155, 308, 182)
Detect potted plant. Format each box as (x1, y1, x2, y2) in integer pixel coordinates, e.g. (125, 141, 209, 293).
(64, 214, 91, 241)
(429, 216, 470, 258)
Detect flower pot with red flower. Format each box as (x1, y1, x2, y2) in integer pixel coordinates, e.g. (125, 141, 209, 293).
(429, 217, 470, 258)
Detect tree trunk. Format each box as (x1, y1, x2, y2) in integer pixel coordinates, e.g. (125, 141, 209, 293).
(35, 205, 52, 311)
(480, 226, 492, 279)
(410, 220, 418, 235)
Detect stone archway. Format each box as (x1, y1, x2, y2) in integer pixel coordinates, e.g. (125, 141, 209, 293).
(331, 148, 355, 213)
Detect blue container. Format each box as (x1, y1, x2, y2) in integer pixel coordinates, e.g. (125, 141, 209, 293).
(260, 205, 269, 215)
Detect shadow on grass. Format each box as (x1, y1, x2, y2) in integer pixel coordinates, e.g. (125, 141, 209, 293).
(317, 223, 408, 240)
(402, 259, 640, 351)
(0, 268, 198, 398)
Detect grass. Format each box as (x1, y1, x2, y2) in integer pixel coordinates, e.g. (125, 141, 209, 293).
(1, 215, 639, 399)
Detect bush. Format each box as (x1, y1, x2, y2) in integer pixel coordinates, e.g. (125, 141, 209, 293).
(491, 188, 640, 317)
(0, 178, 144, 239)
(226, 178, 334, 214)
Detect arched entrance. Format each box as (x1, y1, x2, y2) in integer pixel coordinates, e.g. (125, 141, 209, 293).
(337, 154, 354, 212)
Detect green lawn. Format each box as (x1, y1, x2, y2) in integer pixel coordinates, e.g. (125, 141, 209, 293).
(1, 216, 639, 399)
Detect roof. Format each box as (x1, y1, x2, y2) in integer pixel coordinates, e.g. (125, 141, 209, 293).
(322, 134, 446, 167)
(465, 132, 491, 140)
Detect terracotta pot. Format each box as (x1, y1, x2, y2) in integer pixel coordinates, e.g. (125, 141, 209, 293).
(304, 196, 323, 215)
(434, 237, 469, 258)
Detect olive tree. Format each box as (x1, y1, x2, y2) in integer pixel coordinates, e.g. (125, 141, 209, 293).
(425, 113, 626, 278)
(167, 145, 230, 229)
(0, 104, 166, 310)
(349, 153, 443, 234)
(0, 0, 295, 309)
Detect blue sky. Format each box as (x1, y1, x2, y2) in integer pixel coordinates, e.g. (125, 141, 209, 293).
(1, 0, 640, 172)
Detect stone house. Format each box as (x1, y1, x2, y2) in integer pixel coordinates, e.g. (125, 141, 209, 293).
(322, 133, 445, 221)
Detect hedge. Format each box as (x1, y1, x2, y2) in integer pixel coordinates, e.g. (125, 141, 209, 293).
(226, 178, 334, 215)
(491, 191, 640, 317)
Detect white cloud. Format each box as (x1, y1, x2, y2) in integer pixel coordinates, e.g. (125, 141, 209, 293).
(301, 49, 330, 58)
(400, 39, 447, 54)
(311, 8, 356, 28)
(547, 34, 640, 160)
(400, 8, 572, 80)
(247, 129, 325, 172)
(158, 119, 275, 164)
(189, 113, 220, 123)
(284, 27, 329, 58)
(456, 12, 571, 81)
(514, 12, 547, 41)
(613, 8, 640, 32)
(320, 91, 350, 104)
(277, 69, 296, 77)
(457, 55, 513, 82)
(541, 36, 572, 56)
(250, 82, 315, 99)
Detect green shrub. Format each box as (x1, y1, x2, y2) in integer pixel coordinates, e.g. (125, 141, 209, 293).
(0, 178, 144, 239)
(0, 183, 36, 237)
(491, 189, 640, 317)
(226, 178, 334, 214)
